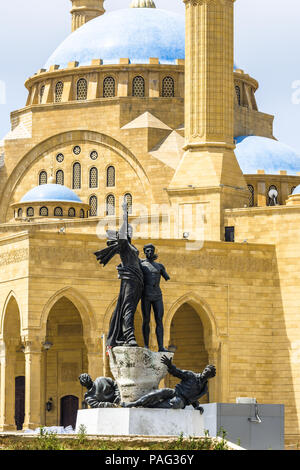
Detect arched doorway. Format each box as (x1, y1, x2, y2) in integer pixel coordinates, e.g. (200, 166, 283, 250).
(44, 296, 87, 427)
(167, 303, 210, 403)
(1, 295, 24, 430)
(60, 395, 79, 429)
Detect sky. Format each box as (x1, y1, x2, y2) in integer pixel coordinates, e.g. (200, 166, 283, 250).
(0, 0, 300, 154)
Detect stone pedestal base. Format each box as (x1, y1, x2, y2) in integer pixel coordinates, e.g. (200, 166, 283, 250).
(75, 408, 204, 437)
(109, 346, 174, 402)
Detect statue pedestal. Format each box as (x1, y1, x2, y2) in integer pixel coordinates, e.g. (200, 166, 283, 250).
(76, 408, 204, 437)
(108, 346, 174, 402)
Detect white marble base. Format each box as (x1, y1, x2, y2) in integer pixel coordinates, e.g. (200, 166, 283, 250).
(75, 408, 204, 437)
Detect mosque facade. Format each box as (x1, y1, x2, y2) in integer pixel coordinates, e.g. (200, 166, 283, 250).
(0, 0, 300, 446)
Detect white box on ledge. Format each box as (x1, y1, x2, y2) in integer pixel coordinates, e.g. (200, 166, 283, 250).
(75, 408, 204, 437)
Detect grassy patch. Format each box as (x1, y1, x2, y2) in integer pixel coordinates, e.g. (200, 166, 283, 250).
(0, 430, 230, 451)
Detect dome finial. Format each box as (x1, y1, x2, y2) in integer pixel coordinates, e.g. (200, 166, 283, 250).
(130, 0, 156, 8)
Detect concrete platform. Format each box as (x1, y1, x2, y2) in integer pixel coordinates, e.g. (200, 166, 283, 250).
(75, 408, 204, 437)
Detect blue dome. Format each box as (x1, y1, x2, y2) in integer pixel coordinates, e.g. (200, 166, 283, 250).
(45, 8, 238, 69)
(20, 184, 83, 203)
(45, 8, 185, 68)
(235, 136, 300, 175)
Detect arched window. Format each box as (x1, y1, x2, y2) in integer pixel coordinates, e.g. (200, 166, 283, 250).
(77, 78, 87, 100)
(247, 184, 254, 207)
(72, 162, 81, 189)
(89, 195, 98, 217)
(54, 207, 63, 217)
(235, 85, 241, 105)
(107, 166, 115, 187)
(291, 186, 297, 195)
(106, 194, 115, 216)
(39, 171, 47, 185)
(18, 208, 22, 218)
(68, 207, 76, 217)
(80, 209, 85, 218)
(89, 167, 98, 188)
(268, 185, 278, 206)
(56, 170, 64, 185)
(39, 206, 48, 217)
(103, 77, 116, 98)
(124, 193, 133, 215)
(27, 207, 34, 217)
(162, 76, 175, 97)
(55, 81, 64, 103)
(132, 76, 145, 97)
(39, 85, 45, 104)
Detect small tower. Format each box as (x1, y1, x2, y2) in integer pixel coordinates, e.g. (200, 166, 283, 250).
(130, 0, 156, 7)
(70, 0, 105, 32)
(168, 0, 248, 241)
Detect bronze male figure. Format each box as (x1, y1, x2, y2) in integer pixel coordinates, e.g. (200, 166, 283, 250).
(140, 244, 170, 352)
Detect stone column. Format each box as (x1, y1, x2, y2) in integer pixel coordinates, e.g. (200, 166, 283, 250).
(23, 339, 43, 430)
(207, 346, 220, 404)
(0, 339, 18, 431)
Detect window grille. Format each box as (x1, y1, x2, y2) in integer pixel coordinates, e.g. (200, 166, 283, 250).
(89, 167, 98, 188)
(77, 78, 87, 100)
(54, 207, 63, 217)
(39, 171, 47, 185)
(68, 207, 76, 217)
(103, 77, 116, 97)
(55, 81, 64, 103)
(106, 194, 115, 216)
(56, 153, 64, 163)
(89, 195, 98, 216)
(162, 77, 175, 97)
(73, 162, 81, 189)
(124, 193, 133, 215)
(107, 166, 115, 187)
(247, 184, 254, 207)
(73, 146, 81, 155)
(132, 76, 145, 97)
(18, 208, 22, 218)
(40, 206, 48, 217)
(39, 85, 45, 104)
(235, 85, 241, 105)
(27, 207, 34, 217)
(90, 151, 98, 160)
(56, 170, 64, 185)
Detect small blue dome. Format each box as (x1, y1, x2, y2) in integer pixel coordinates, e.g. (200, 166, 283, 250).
(235, 136, 300, 175)
(45, 8, 238, 69)
(292, 185, 300, 195)
(20, 184, 83, 203)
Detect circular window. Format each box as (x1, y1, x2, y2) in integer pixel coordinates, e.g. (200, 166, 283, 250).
(90, 151, 98, 160)
(73, 146, 81, 155)
(56, 153, 64, 163)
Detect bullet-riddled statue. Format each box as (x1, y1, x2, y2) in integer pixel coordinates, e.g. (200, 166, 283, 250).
(140, 244, 170, 352)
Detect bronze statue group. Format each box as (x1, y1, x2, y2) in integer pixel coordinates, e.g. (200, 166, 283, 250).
(80, 201, 216, 411)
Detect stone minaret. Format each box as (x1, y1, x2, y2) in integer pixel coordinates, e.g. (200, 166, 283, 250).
(70, 0, 105, 32)
(169, 0, 248, 240)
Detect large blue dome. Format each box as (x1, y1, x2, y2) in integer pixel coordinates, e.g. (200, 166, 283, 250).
(21, 184, 83, 203)
(235, 136, 300, 175)
(45, 8, 186, 69)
